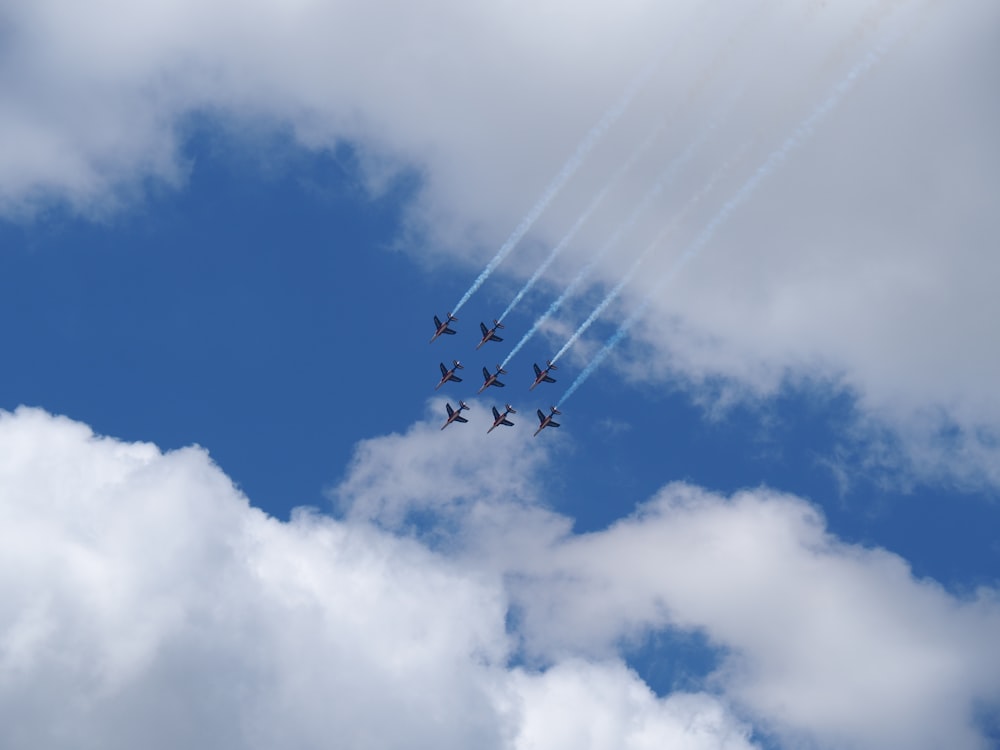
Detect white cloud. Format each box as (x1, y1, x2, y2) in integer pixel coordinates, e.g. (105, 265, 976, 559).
(336, 415, 1000, 750)
(496, 483, 1000, 749)
(3, 0, 996, 486)
(506, 660, 755, 750)
(2, 406, 1000, 747)
(0, 406, 766, 750)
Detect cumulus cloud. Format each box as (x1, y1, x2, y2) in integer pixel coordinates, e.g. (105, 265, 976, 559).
(336, 410, 1000, 750)
(1, 406, 765, 750)
(2, 406, 1000, 748)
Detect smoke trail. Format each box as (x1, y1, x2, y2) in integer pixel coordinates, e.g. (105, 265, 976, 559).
(493, 0, 772, 330)
(558, 27, 904, 408)
(548, 146, 743, 366)
(495, 117, 667, 326)
(449, 54, 662, 316)
(499, 117, 722, 370)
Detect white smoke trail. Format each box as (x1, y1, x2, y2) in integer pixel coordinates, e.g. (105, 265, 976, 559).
(499, 118, 722, 370)
(449, 54, 662, 316)
(548, 149, 740, 367)
(558, 25, 905, 408)
(495, 117, 667, 326)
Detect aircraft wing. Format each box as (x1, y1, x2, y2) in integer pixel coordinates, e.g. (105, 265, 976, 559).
(537, 409, 546, 422)
(492, 406, 501, 419)
(548, 420, 560, 428)
(456, 415, 468, 423)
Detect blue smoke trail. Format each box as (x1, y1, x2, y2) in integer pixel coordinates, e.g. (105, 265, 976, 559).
(450, 53, 662, 316)
(558, 32, 901, 408)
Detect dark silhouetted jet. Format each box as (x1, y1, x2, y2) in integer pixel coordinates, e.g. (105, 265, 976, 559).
(435, 360, 464, 390)
(430, 313, 458, 343)
(441, 401, 470, 430)
(487, 404, 517, 434)
(477, 365, 507, 394)
(476, 320, 505, 349)
(530, 361, 558, 391)
(533, 406, 562, 437)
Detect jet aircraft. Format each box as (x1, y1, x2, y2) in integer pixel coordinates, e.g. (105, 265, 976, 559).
(435, 360, 464, 390)
(441, 401, 470, 430)
(476, 320, 505, 349)
(487, 404, 517, 434)
(529, 360, 558, 390)
(533, 406, 562, 437)
(430, 313, 458, 343)
(477, 365, 508, 394)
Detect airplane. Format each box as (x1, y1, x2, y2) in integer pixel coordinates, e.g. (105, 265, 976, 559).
(441, 401, 470, 430)
(430, 312, 458, 344)
(529, 360, 558, 391)
(435, 360, 464, 390)
(533, 406, 562, 437)
(476, 319, 505, 349)
(487, 404, 517, 434)
(477, 364, 507, 394)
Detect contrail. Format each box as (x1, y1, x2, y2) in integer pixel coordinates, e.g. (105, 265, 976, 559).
(558, 26, 905, 408)
(548, 148, 741, 367)
(499, 118, 721, 369)
(449, 53, 662, 316)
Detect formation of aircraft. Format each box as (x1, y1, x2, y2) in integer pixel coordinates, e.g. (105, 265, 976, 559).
(533, 406, 562, 437)
(428, 312, 563, 436)
(530, 361, 558, 390)
(487, 404, 517, 433)
(430, 313, 459, 344)
(477, 365, 507, 394)
(435, 360, 464, 390)
(441, 401, 470, 430)
(476, 320, 505, 349)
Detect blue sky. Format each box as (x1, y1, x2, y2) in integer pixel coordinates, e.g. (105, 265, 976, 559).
(1, 1, 999, 749)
